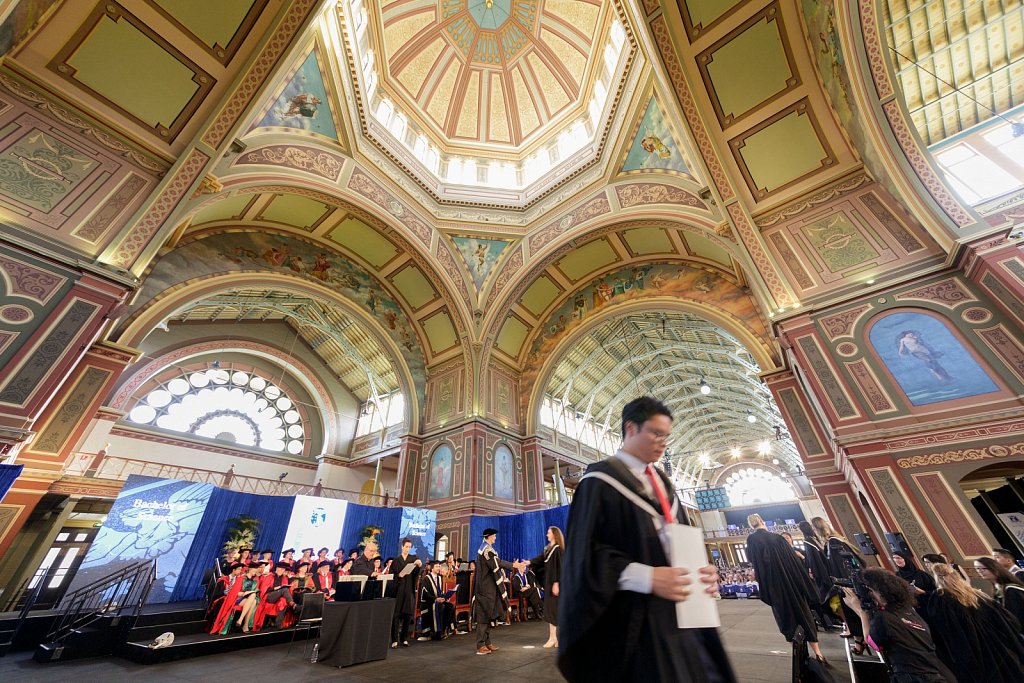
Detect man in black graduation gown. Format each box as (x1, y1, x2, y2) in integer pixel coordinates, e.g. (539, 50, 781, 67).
(350, 541, 380, 576)
(473, 528, 526, 655)
(558, 396, 735, 683)
(744, 513, 824, 661)
(390, 538, 422, 647)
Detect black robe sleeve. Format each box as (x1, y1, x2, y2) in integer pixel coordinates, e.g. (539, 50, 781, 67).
(1002, 584, 1024, 634)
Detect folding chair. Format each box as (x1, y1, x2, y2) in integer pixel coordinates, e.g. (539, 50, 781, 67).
(286, 592, 324, 659)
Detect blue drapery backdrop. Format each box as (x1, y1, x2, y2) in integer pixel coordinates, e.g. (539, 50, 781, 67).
(170, 488, 295, 601)
(340, 503, 403, 559)
(468, 505, 570, 562)
(0, 463, 23, 502)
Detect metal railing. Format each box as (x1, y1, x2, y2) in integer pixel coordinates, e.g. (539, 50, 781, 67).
(0, 576, 45, 656)
(62, 453, 395, 506)
(703, 523, 804, 539)
(43, 559, 156, 647)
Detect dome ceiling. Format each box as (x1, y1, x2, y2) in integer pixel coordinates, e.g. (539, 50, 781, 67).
(378, 0, 603, 148)
(339, 0, 640, 208)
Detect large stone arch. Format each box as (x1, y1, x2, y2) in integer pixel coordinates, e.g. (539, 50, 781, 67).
(115, 271, 422, 432)
(522, 295, 780, 435)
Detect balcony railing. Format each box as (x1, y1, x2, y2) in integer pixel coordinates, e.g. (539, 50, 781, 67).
(61, 453, 394, 506)
(703, 523, 804, 540)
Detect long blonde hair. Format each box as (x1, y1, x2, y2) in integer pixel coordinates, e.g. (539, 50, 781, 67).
(932, 562, 989, 608)
(548, 526, 565, 552)
(811, 516, 848, 543)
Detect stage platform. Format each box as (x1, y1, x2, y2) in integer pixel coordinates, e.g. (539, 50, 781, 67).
(119, 625, 316, 665)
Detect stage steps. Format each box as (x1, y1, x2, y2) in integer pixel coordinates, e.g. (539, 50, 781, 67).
(118, 625, 317, 665)
(126, 604, 208, 642)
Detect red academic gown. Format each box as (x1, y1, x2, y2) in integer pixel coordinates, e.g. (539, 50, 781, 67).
(252, 573, 276, 630)
(209, 574, 244, 634)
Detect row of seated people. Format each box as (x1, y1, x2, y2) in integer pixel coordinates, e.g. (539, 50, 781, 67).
(207, 548, 544, 638)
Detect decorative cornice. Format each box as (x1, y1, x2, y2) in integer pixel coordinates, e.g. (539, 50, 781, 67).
(754, 172, 872, 227)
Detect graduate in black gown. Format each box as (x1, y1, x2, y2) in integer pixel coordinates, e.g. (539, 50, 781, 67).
(418, 561, 454, 640)
(797, 520, 838, 628)
(919, 563, 1024, 683)
(744, 514, 825, 662)
(812, 516, 868, 653)
(473, 528, 525, 655)
(389, 538, 422, 648)
(527, 525, 563, 648)
(558, 397, 735, 683)
(893, 551, 936, 595)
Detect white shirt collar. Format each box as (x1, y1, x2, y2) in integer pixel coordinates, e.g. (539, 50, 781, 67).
(615, 449, 649, 474)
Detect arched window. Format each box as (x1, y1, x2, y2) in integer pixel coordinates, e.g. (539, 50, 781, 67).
(127, 367, 307, 455)
(723, 468, 795, 505)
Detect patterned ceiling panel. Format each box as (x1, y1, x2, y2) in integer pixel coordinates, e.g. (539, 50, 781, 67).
(883, 0, 1024, 145)
(375, 0, 605, 147)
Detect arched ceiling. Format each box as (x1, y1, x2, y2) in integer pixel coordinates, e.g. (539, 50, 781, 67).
(882, 0, 1024, 145)
(541, 310, 802, 475)
(169, 287, 399, 403)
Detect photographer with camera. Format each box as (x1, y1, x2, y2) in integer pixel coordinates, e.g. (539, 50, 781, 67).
(841, 568, 955, 682)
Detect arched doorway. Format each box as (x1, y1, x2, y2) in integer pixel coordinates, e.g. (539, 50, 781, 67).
(961, 462, 1024, 557)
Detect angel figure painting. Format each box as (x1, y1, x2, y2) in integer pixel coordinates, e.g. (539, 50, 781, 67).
(868, 311, 998, 406)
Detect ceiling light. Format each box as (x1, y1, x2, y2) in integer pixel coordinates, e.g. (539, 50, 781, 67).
(866, 279, 876, 285)
(746, 410, 757, 423)
(730, 447, 741, 458)
(699, 378, 711, 395)
(759, 440, 771, 454)
(772, 458, 780, 465)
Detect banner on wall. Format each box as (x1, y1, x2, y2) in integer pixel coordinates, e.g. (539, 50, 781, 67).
(997, 513, 1024, 551)
(399, 506, 437, 561)
(282, 495, 348, 554)
(67, 475, 215, 604)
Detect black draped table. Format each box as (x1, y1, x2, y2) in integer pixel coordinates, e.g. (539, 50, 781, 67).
(317, 598, 395, 668)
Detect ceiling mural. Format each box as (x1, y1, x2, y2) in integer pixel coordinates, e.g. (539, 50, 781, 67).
(621, 97, 690, 175)
(123, 230, 429, 403)
(250, 48, 339, 141)
(450, 234, 513, 292)
(3, 0, 1014, 479)
(516, 261, 770, 373)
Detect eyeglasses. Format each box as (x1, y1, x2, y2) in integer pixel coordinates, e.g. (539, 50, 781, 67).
(641, 426, 671, 441)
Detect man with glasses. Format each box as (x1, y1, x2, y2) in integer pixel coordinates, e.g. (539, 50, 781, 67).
(558, 396, 735, 683)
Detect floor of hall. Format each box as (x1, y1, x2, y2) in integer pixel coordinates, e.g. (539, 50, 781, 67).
(0, 600, 862, 683)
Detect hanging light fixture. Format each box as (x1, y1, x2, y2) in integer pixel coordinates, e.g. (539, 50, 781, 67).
(746, 410, 757, 423)
(699, 378, 711, 395)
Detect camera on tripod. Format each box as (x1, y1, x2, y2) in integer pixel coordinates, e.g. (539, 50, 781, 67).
(833, 570, 876, 611)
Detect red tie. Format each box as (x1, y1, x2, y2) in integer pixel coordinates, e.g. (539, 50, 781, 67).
(645, 465, 675, 523)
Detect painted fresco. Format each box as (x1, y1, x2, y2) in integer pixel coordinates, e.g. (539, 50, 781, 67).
(622, 98, 689, 174)
(801, 0, 902, 202)
(451, 235, 510, 291)
(801, 213, 879, 271)
(251, 51, 337, 140)
(521, 262, 769, 407)
(428, 444, 452, 500)
(867, 311, 999, 406)
(494, 444, 514, 499)
(127, 231, 426, 407)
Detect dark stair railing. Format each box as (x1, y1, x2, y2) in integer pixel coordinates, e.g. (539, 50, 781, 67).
(0, 576, 45, 656)
(41, 559, 156, 652)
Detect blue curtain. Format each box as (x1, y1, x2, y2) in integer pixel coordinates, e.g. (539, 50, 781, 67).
(0, 464, 23, 503)
(340, 503, 403, 559)
(170, 489, 295, 601)
(469, 507, 570, 562)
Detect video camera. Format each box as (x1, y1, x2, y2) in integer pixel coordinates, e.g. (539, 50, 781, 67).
(833, 570, 876, 611)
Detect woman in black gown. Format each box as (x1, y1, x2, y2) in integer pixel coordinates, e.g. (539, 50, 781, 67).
(811, 516, 868, 653)
(797, 520, 837, 629)
(528, 526, 564, 648)
(920, 562, 1024, 683)
(974, 556, 1024, 633)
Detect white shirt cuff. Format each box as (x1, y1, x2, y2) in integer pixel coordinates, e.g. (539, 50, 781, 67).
(617, 562, 653, 593)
